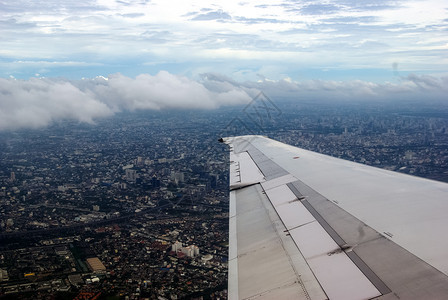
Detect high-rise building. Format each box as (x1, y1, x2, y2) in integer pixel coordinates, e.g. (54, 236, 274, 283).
(151, 176, 160, 188)
(181, 246, 193, 257)
(192, 245, 200, 257)
(181, 245, 199, 257)
(172, 242, 199, 258)
(172, 241, 183, 252)
(125, 169, 137, 182)
(136, 156, 144, 166)
(10, 172, 15, 182)
(172, 172, 184, 184)
(0, 269, 9, 282)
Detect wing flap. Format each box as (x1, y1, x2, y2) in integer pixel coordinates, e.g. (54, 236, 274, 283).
(289, 221, 380, 300)
(262, 177, 382, 299)
(230, 185, 327, 299)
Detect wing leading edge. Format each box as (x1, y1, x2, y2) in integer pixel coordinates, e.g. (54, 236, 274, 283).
(224, 135, 448, 300)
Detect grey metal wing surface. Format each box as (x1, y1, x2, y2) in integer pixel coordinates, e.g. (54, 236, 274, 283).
(224, 135, 448, 300)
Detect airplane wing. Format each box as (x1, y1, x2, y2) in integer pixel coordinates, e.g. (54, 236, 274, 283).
(223, 135, 448, 300)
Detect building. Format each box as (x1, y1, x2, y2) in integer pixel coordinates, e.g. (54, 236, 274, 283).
(68, 274, 83, 287)
(86, 257, 106, 273)
(172, 241, 183, 252)
(0, 269, 9, 282)
(192, 245, 199, 257)
(181, 246, 193, 257)
(172, 172, 184, 184)
(54, 246, 68, 256)
(151, 176, 160, 188)
(172, 242, 199, 258)
(180, 245, 199, 258)
(125, 169, 137, 182)
(136, 156, 144, 166)
(201, 254, 213, 264)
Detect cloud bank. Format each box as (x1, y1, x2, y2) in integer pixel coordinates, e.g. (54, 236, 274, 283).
(0, 77, 113, 130)
(0, 71, 447, 131)
(247, 74, 448, 102)
(0, 71, 253, 131)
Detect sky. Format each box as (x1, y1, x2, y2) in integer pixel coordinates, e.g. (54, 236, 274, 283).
(1, 0, 447, 130)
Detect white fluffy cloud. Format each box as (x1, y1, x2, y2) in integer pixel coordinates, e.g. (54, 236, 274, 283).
(0, 77, 113, 130)
(87, 72, 252, 110)
(0, 71, 253, 131)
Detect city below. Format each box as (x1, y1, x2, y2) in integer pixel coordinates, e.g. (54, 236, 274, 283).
(1, 98, 447, 299)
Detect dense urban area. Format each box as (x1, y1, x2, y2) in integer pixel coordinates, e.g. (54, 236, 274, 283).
(1, 96, 448, 299)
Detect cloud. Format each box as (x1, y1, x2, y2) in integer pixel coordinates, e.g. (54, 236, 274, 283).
(234, 16, 288, 24)
(299, 4, 342, 15)
(405, 73, 445, 89)
(0, 0, 108, 14)
(85, 71, 251, 110)
(0, 71, 447, 131)
(283, 0, 403, 13)
(119, 13, 145, 18)
(0, 18, 37, 30)
(335, 0, 403, 11)
(323, 16, 378, 24)
(191, 9, 232, 21)
(140, 30, 172, 43)
(0, 77, 113, 130)
(1, 0, 447, 81)
(0, 71, 253, 131)
(200, 72, 448, 102)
